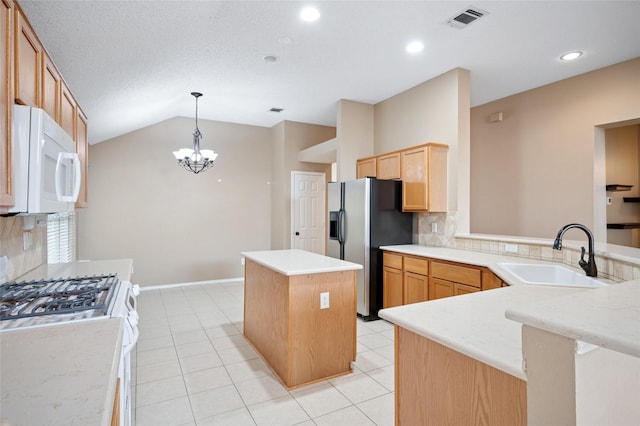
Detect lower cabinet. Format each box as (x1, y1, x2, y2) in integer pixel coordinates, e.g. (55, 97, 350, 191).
(383, 251, 507, 307)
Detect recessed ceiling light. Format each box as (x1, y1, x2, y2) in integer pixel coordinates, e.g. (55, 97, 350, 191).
(300, 7, 320, 22)
(560, 51, 583, 61)
(406, 41, 424, 54)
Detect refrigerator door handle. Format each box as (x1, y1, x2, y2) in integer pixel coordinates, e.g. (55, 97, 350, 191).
(338, 209, 345, 245)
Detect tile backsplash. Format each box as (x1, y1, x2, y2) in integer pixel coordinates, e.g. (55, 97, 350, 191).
(417, 212, 640, 283)
(0, 216, 46, 281)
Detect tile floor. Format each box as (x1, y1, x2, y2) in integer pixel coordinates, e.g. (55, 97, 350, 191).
(133, 281, 396, 426)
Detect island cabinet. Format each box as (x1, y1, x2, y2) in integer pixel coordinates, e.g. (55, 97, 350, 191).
(242, 250, 361, 389)
(0, 0, 13, 211)
(395, 327, 527, 425)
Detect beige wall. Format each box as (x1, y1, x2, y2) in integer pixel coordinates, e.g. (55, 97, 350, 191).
(336, 99, 374, 181)
(373, 68, 471, 235)
(270, 121, 335, 250)
(471, 57, 640, 239)
(78, 117, 272, 286)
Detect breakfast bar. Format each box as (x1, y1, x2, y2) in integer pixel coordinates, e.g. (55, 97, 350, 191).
(241, 249, 362, 389)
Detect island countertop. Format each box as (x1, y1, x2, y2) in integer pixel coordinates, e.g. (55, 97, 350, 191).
(0, 318, 123, 426)
(241, 249, 362, 276)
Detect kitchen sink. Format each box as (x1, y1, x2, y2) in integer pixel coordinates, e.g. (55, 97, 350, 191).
(497, 262, 608, 288)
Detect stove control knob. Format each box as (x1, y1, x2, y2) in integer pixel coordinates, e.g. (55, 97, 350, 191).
(131, 284, 140, 296)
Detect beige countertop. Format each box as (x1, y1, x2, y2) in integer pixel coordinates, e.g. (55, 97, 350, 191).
(241, 249, 362, 276)
(16, 258, 134, 282)
(0, 318, 123, 426)
(378, 244, 638, 380)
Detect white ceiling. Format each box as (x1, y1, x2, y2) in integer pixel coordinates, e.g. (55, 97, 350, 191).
(18, 1, 640, 144)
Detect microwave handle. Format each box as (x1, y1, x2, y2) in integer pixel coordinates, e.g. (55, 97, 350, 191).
(55, 152, 82, 202)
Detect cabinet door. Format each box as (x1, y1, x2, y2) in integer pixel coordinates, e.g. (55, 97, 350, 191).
(383, 266, 403, 308)
(429, 277, 454, 300)
(401, 144, 448, 212)
(404, 271, 428, 304)
(41, 53, 60, 122)
(14, 8, 40, 107)
(60, 83, 76, 138)
(357, 157, 376, 178)
(454, 283, 480, 296)
(0, 0, 12, 210)
(75, 109, 88, 208)
(376, 151, 401, 180)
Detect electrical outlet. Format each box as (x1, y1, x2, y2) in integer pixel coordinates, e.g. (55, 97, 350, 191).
(505, 243, 518, 253)
(431, 222, 438, 233)
(607, 196, 612, 205)
(320, 292, 330, 309)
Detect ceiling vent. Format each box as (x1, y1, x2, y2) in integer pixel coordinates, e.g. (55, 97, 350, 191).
(269, 107, 283, 113)
(447, 6, 489, 29)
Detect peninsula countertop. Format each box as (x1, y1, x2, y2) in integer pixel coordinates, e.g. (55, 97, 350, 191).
(241, 249, 362, 276)
(378, 244, 638, 380)
(0, 318, 124, 426)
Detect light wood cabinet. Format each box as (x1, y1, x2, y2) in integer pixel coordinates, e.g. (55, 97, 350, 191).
(60, 82, 76, 138)
(14, 6, 40, 107)
(376, 151, 401, 180)
(401, 143, 448, 212)
(41, 52, 60, 122)
(0, 0, 13, 211)
(430, 259, 481, 300)
(356, 156, 376, 178)
(403, 255, 429, 304)
(395, 326, 527, 425)
(110, 378, 120, 426)
(383, 251, 504, 305)
(75, 108, 88, 208)
(382, 252, 403, 308)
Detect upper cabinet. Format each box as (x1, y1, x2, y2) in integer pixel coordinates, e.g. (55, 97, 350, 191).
(14, 6, 40, 107)
(401, 143, 448, 212)
(376, 151, 401, 180)
(356, 142, 449, 212)
(2, 2, 89, 210)
(356, 156, 376, 179)
(41, 52, 60, 122)
(75, 108, 88, 208)
(0, 0, 13, 211)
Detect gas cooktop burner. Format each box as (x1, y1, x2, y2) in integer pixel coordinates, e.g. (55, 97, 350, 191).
(0, 274, 119, 321)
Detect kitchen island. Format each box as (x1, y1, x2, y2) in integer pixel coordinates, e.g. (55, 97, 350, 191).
(241, 249, 362, 389)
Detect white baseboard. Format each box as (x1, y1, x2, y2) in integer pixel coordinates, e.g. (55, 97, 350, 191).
(139, 277, 243, 291)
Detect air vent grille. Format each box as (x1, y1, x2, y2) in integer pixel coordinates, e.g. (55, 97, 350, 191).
(447, 6, 489, 29)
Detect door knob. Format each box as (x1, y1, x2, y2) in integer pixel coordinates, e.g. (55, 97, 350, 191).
(295, 232, 300, 236)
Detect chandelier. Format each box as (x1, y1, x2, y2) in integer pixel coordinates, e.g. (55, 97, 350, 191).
(173, 92, 218, 174)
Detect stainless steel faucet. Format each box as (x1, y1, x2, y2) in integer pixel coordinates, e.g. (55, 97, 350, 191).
(553, 223, 598, 277)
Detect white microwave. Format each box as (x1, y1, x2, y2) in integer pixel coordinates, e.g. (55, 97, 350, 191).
(9, 105, 81, 215)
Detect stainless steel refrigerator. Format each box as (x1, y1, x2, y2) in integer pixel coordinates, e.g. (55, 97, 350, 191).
(328, 177, 413, 320)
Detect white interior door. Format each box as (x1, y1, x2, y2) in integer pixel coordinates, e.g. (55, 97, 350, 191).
(291, 171, 326, 254)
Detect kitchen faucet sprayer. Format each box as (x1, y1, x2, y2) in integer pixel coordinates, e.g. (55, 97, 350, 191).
(553, 223, 598, 277)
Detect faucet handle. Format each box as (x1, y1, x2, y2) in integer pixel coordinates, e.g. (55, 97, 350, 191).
(578, 247, 588, 271)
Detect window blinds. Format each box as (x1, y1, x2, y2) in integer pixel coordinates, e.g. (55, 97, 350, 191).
(47, 212, 75, 264)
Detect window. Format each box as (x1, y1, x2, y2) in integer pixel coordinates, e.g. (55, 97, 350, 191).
(47, 212, 75, 264)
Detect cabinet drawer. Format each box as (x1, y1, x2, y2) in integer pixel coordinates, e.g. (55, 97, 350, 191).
(383, 251, 403, 269)
(431, 261, 481, 288)
(403, 256, 428, 275)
